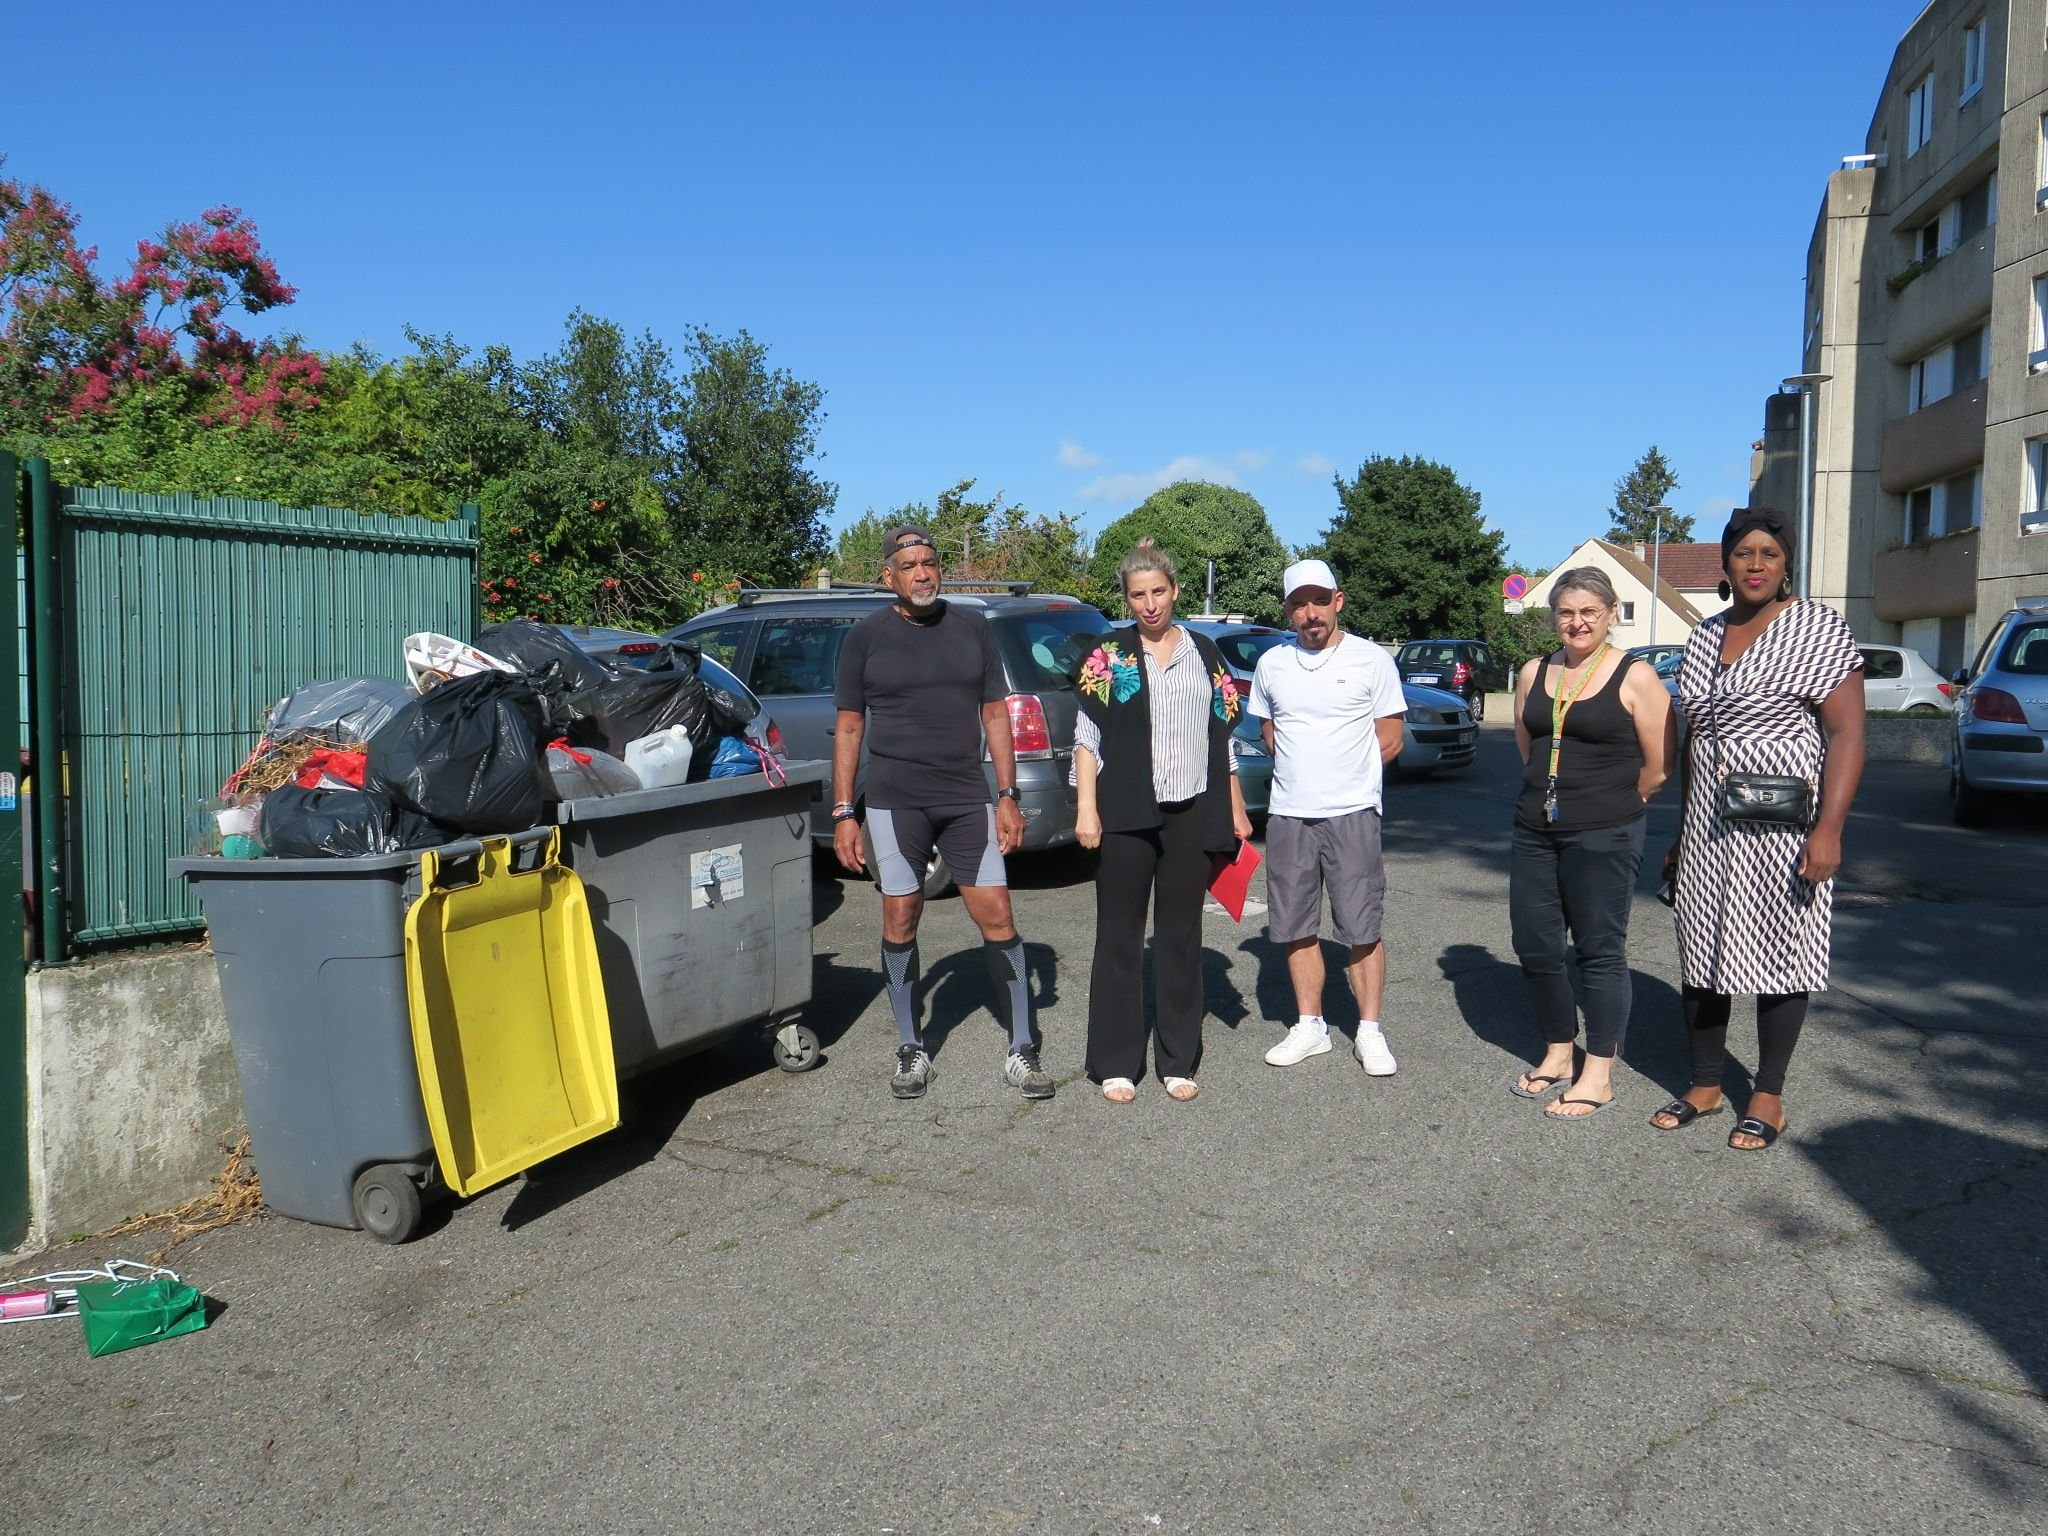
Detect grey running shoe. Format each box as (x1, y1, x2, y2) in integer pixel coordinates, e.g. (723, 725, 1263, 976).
(892, 1044, 934, 1099)
(1002, 1045, 1055, 1100)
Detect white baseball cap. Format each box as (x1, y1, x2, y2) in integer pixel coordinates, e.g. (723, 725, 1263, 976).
(1282, 558, 1339, 599)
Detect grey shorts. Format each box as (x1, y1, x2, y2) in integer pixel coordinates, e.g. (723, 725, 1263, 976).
(867, 804, 1006, 897)
(1265, 809, 1385, 948)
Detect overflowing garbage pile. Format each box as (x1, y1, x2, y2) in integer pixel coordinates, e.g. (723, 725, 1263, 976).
(192, 621, 783, 859)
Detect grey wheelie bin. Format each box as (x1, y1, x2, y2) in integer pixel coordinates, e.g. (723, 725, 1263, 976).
(550, 758, 828, 1074)
(169, 829, 557, 1244)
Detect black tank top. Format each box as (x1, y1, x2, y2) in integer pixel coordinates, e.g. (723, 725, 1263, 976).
(1515, 654, 1646, 830)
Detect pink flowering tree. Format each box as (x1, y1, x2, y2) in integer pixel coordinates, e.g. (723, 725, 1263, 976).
(0, 171, 318, 441)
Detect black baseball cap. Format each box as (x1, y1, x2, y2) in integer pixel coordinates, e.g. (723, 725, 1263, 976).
(884, 525, 936, 560)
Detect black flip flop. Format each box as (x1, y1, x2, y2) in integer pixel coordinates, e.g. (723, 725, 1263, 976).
(1546, 1096, 1614, 1121)
(1649, 1098, 1726, 1131)
(1509, 1071, 1571, 1100)
(1729, 1116, 1785, 1151)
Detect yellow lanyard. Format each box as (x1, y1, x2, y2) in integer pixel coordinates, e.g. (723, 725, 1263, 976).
(1543, 643, 1609, 821)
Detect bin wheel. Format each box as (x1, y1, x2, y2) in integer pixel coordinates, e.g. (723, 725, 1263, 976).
(772, 1024, 822, 1073)
(353, 1165, 424, 1244)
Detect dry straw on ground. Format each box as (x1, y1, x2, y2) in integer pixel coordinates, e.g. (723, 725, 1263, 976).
(105, 1133, 263, 1264)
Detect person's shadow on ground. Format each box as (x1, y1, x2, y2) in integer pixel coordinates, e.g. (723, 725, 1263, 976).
(1437, 941, 1697, 1100)
(920, 940, 1057, 1056)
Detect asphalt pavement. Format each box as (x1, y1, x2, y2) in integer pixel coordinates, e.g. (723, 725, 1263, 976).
(6, 719, 2045, 1534)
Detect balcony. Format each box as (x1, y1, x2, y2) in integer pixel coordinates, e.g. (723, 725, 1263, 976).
(1879, 382, 1986, 493)
(1886, 232, 1993, 365)
(1873, 527, 1979, 622)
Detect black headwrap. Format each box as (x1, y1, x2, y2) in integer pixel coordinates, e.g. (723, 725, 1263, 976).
(1720, 506, 1796, 566)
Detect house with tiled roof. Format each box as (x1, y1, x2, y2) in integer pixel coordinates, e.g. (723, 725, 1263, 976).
(1526, 538, 1716, 648)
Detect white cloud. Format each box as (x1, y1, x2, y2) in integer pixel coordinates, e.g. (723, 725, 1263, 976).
(1296, 453, 1335, 477)
(1056, 439, 1102, 470)
(1234, 450, 1271, 472)
(1076, 455, 1240, 503)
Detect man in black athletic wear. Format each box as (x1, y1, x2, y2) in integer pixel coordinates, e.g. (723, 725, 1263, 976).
(831, 525, 1053, 1101)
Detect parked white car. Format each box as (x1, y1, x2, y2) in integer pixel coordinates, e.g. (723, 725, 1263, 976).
(1858, 644, 1954, 714)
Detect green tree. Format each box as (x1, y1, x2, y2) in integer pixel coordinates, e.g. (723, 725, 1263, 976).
(1313, 456, 1506, 640)
(1606, 445, 1690, 544)
(833, 480, 1105, 604)
(669, 328, 834, 586)
(1086, 481, 1287, 624)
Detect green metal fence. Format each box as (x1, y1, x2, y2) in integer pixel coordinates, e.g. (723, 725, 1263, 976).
(25, 468, 478, 950)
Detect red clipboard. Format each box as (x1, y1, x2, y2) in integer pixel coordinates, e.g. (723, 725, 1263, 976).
(1207, 840, 1262, 923)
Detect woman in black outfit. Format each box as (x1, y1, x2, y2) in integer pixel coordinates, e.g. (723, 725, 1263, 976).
(1508, 566, 1675, 1118)
(1071, 538, 1253, 1103)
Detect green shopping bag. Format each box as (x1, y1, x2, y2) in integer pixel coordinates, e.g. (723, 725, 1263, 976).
(74, 1276, 209, 1357)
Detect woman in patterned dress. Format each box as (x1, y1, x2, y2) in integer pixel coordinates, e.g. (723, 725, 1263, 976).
(1651, 509, 1866, 1150)
(1071, 538, 1253, 1103)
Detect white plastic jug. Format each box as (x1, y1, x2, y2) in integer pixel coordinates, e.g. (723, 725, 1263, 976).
(624, 727, 694, 788)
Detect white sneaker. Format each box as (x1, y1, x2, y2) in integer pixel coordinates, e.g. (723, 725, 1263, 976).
(1265, 1019, 1332, 1067)
(1354, 1028, 1397, 1076)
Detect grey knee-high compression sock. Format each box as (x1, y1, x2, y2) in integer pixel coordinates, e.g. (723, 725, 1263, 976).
(881, 938, 920, 1047)
(983, 938, 1034, 1050)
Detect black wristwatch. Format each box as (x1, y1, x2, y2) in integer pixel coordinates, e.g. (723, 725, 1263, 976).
(995, 787, 1021, 802)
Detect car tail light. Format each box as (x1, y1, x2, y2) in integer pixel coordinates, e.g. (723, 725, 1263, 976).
(1938, 681, 1953, 698)
(1973, 686, 2027, 723)
(1451, 661, 1472, 686)
(764, 721, 787, 757)
(615, 642, 660, 656)
(1007, 694, 1053, 758)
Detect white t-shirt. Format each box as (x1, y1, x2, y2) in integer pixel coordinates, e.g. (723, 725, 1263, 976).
(1247, 633, 1407, 818)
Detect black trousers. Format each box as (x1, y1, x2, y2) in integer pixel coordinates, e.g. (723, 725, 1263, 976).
(1507, 818, 1645, 1058)
(1087, 800, 1210, 1083)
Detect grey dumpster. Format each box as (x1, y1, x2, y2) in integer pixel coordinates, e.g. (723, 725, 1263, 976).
(169, 829, 556, 1242)
(550, 758, 828, 1075)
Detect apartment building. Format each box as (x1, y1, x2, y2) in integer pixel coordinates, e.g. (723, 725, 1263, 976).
(1771, 0, 2048, 675)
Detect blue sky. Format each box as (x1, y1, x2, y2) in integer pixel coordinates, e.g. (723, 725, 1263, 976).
(5, 1, 1908, 567)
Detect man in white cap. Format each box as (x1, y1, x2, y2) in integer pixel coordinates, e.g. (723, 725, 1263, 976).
(1246, 558, 1407, 1073)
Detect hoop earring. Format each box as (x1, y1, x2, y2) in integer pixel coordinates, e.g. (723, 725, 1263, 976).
(1780, 575, 1794, 600)
(1717, 579, 1732, 601)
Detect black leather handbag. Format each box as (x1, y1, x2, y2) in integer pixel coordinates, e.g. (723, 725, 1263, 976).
(1716, 771, 1815, 826)
(1708, 667, 1817, 828)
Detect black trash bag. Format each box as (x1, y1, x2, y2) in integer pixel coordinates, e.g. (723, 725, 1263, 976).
(558, 662, 717, 764)
(365, 671, 553, 833)
(476, 620, 618, 692)
(270, 677, 414, 745)
(261, 784, 446, 858)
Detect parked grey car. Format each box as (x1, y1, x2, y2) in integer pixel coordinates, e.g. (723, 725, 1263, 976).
(1184, 621, 1477, 775)
(667, 585, 1110, 894)
(1949, 605, 2048, 825)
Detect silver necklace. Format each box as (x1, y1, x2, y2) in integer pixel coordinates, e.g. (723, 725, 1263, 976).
(1293, 637, 1342, 673)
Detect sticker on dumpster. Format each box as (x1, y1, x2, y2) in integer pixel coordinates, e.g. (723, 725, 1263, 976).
(691, 844, 743, 908)
(0, 773, 14, 812)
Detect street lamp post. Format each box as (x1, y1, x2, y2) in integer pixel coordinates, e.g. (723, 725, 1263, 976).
(1782, 372, 1832, 599)
(1648, 505, 1669, 650)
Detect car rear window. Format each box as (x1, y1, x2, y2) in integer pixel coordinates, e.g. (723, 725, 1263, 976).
(1213, 631, 1288, 674)
(993, 606, 1111, 691)
(1400, 643, 1458, 667)
(1999, 620, 2048, 675)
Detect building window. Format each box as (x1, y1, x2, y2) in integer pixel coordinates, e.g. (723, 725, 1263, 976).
(1962, 17, 1987, 103)
(2039, 114, 2048, 208)
(1907, 486, 1936, 542)
(2034, 277, 2048, 372)
(1909, 342, 1954, 409)
(1958, 173, 1995, 240)
(1619, 601, 1636, 624)
(1904, 472, 1980, 542)
(2026, 439, 2048, 533)
(1944, 468, 1981, 529)
(1953, 325, 1987, 390)
(1908, 72, 1935, 154)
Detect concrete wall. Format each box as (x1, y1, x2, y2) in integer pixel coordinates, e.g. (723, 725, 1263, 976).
(20, 947, 240, 1251)
(1880, 379, 1989, 492)
(1875, 527, 1983, 619)
(1866, 716, 1955, 763)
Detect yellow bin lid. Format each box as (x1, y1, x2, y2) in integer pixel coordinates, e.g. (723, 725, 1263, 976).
(404, 831, 619, 1198)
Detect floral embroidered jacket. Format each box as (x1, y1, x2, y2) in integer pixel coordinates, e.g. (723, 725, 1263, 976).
(1069, 625, 1242, 851)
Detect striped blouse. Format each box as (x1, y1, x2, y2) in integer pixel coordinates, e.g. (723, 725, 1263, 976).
(1071, 627, 1235, 802)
